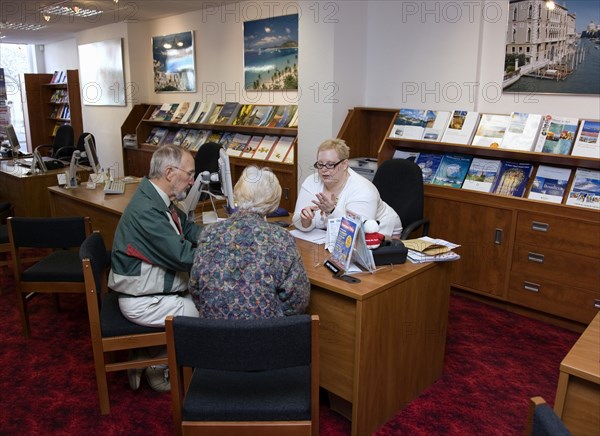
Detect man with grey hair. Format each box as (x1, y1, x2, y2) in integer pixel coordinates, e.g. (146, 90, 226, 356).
(109, 144, 201, 391)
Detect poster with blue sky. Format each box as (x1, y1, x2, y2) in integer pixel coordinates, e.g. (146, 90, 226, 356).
(244, 14, 298, 90)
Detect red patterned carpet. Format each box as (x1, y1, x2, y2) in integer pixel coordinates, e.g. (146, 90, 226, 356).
(0, 269, 578, 435)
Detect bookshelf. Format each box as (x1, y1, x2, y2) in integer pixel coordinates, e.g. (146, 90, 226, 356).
(121, 104, 298, 211)
(338, 107, 600, 325)
(23, 70, 83, 151)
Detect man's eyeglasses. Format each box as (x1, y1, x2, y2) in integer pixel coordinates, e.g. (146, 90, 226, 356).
(313, 159, 346, 170)
(171, 166, 195, 178)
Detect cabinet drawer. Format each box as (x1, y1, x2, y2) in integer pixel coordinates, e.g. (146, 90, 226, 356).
(508, 271, 600, 324)
(516, 211, 600, 257)
(512, 244, 600, 291)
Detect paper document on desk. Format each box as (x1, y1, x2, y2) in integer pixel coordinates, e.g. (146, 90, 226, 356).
(289, 228, 327, 244)
(405, 236, 461, 263)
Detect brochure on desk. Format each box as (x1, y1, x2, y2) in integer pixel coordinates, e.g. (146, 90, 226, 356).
(325, 211, 375, 274)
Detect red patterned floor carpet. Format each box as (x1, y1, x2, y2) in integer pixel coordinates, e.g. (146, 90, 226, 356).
(0, 270, 578, 435)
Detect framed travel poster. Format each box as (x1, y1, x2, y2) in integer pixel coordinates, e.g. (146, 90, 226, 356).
(152, 30, 196, 92)
(244, 14, 298, 91)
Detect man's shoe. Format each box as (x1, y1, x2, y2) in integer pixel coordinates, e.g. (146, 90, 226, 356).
(127, 367, 144, 390)
(146, 365, 170, 392)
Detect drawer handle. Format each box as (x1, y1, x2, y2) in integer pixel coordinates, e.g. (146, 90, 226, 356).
(494, 228, 503, 245)
(594, 299, 600, 310)
(531, 221, 549, 232)
(523, 281, 540, 293)
(527, 252, 545, 263)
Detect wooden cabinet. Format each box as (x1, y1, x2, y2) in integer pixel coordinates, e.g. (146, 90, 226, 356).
(23, 70, 83, 151)
(121, 104, 298, 212)
(337, 107, 600, 324)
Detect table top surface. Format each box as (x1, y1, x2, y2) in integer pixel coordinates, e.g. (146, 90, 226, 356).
(1, 160, 89, 178)
(560, 312, 600, 384)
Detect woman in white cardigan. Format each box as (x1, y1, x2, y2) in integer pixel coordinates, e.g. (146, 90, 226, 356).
(292, 138, 402, 239)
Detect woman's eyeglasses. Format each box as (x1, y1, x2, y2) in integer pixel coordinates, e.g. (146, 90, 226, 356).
(313, 159, 346, 170)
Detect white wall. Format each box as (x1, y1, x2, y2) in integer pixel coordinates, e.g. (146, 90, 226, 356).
(41, 0, 599, 184)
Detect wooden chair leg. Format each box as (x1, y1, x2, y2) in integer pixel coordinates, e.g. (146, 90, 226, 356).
(16, 292, 31, 338)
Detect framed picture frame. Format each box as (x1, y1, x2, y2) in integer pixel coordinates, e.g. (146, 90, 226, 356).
(243, 14, 298, 91)
(78, 38, 126, 106)
(152, 30, 196, 93)
(503, 0, 599, 96)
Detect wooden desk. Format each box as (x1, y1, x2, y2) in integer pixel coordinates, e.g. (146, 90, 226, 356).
(46, 184, 450, 435)
(0, 161, 91, 217)
(48, 182, 138, 249)
(298, 239, 450, 435)
(554, 312, 600, 435)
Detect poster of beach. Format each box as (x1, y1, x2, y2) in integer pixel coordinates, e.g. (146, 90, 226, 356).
(244, 14, 298, 90)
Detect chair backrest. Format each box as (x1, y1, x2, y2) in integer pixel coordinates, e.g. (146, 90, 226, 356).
(194, 141, 223, 198)
(8, 216, 91, 249)
(52, 124, 75, 159)
(171, 314, 314, 372)
(79, 231, 110, 302)
(525, 396, 571, 436)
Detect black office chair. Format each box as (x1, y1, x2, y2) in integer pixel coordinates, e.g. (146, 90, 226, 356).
(166, 314, 319, 436)
(524, 396, 571, 436)
(372, 158, 430, 240)
(194, 142, 223, 199)
(37, 124, 75, 161)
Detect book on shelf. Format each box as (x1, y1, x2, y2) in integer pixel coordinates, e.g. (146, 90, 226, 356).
(415, 152, 444, 184)
(151, 103, 171, 121)
(471, 113, 512, 148)
(226, 133, 252, 157)
(499, 112, 543, 151)
(283, 144, 295, 164)
(277, 105, 298, 128)
(565, 168, 600, 210)
(161, 129, 178, 146)
(571, 119, 600, 158)
(206, 104, 224, 124)
(179, 101, 201, 124)
(431, 154, 472, 188)
(233, 104, 255, 126)
(534, 114, 579, 155)
(389, 108, 430, 140)
(191, 101, 217, 124)
(393, 150, 420, 161)
(163, 103, 180, 122)
(172, 128, 190, 147)
(527, 165, 572, 204)
(287, 106, 299, 127)
(491, 160, 534, 197)
(147, 127, 169, 146)
(245, 105, 272, 126)
(171, 102, 189, 123)
(218, 132, 236, 150)
(193, 130, 213, 151)
(206, 131, 224, 144)
(267, 136, 295, 162)
(461, 157, 502, 193)
(180, 129, 200, 150)
(212, 102, 241, 125)
(441, 110, 480, 145)
(239, 135, 263, 159)
(252, 135, 279, 160)
(266, 105, 286, 128)
(423, 110, 451, 141)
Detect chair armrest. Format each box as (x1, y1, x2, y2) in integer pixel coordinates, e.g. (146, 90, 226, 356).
(54, 146, 76, 161)
(400, 218, 430, 240)
(35, 144, 54, 158)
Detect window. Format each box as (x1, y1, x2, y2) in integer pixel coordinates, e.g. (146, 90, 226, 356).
(0, 44, 32, 146)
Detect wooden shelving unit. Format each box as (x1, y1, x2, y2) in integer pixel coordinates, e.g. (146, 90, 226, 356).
(338, 107, 600, 325)
(121, 104, 299, 211)
(23, 70, 83, 151)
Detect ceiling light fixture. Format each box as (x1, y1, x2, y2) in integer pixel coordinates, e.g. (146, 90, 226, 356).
(43, 13, 51, 22)
(545, 0, 555, 10)
(72, 5, 81, 14)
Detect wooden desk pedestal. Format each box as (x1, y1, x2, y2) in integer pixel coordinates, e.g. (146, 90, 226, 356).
(298, 241, 450, 435)
(554, 312, 600, 435)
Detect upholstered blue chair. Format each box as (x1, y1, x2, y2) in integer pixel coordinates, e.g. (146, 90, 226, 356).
(80, 231, 166, 415)
(7, 216, 91, 337)
(525, 396, 571, 436)
(166, 314, 319, 436)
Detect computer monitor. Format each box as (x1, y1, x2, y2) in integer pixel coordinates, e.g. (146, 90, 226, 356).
(32, 146, 48, 173)
(83, 134, 100, 174)
(218, 147, 235, 213)
(4, 124, 20, 156)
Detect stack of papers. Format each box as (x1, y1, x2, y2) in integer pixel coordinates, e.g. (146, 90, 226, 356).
(403, 237, 461, 263)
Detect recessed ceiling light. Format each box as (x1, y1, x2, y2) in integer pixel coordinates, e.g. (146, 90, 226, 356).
(0, 22, 46, 31)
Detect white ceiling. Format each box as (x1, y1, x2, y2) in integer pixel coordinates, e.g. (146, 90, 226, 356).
(0, 1, 227, 45)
